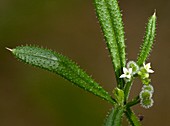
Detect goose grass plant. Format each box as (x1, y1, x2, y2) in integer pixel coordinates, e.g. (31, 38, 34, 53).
(7, 0, 157, 125)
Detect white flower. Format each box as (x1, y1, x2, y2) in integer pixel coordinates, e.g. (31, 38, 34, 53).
(143, 63, 154, 73)
(120, 67, 133, 79)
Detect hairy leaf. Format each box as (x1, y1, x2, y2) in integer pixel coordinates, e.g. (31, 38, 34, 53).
(104, 108, 115, 126)
(7, 46, 115, 104)
(94, 0, 126, 88)
(137, 12, 157, 66)
(104, 106, 124, 126)
(125, 108, 141, 126)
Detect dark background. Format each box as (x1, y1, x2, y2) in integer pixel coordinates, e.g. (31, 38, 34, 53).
(0, 0, 169, 125)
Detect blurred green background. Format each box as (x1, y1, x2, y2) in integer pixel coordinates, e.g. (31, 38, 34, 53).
(0, 0, 169, 125)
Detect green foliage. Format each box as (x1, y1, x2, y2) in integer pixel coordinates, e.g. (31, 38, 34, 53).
(113, 88, 124, 106)
(137, 12, 157, 66)
(112, 106, 124, 126)
(104, 108, 114, 126)
(125, 108, 141, 126)
(94, 0, 125, 88)
(104, 106, 124, 126)
(8, 46, 115, 105)
(7, 0, 157, 126)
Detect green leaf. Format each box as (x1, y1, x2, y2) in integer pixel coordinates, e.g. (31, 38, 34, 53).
(104, 106, 124, 126)
(113, 87, 124, 106)
(112, 106, 124, 126)
(94, 0, 126, 88)
(7, 45, 116, 105)
(104, 108, 115, 126)
(125, 108, 141, 126)
(137, 12, 157, 66)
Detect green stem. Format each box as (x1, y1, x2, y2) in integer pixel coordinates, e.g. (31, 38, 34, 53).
(126, 96, 140, 108)
(124, 80, 134, 103)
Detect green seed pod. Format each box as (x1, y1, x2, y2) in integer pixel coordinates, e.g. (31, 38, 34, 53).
(140, 98, 154, 109)
(142, 84, 154, 93)
(139, 90, 152, 100)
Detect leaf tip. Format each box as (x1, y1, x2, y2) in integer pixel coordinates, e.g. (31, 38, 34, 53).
(6, 47, 13, 52)
(153, 10, 156, 18)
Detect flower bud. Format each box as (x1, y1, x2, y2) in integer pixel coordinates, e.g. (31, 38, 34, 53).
(141, 78, 151, 85)
(127, 61, 139, 75)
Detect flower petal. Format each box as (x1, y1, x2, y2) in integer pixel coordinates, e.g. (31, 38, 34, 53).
(129, 68, 133, 74)
(123, 67, 128, 73)
(147, 63, 151, 68)
(120, 74, 126, 78)
(145, 63, 151, 70)
(148, 69, 154, 73)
